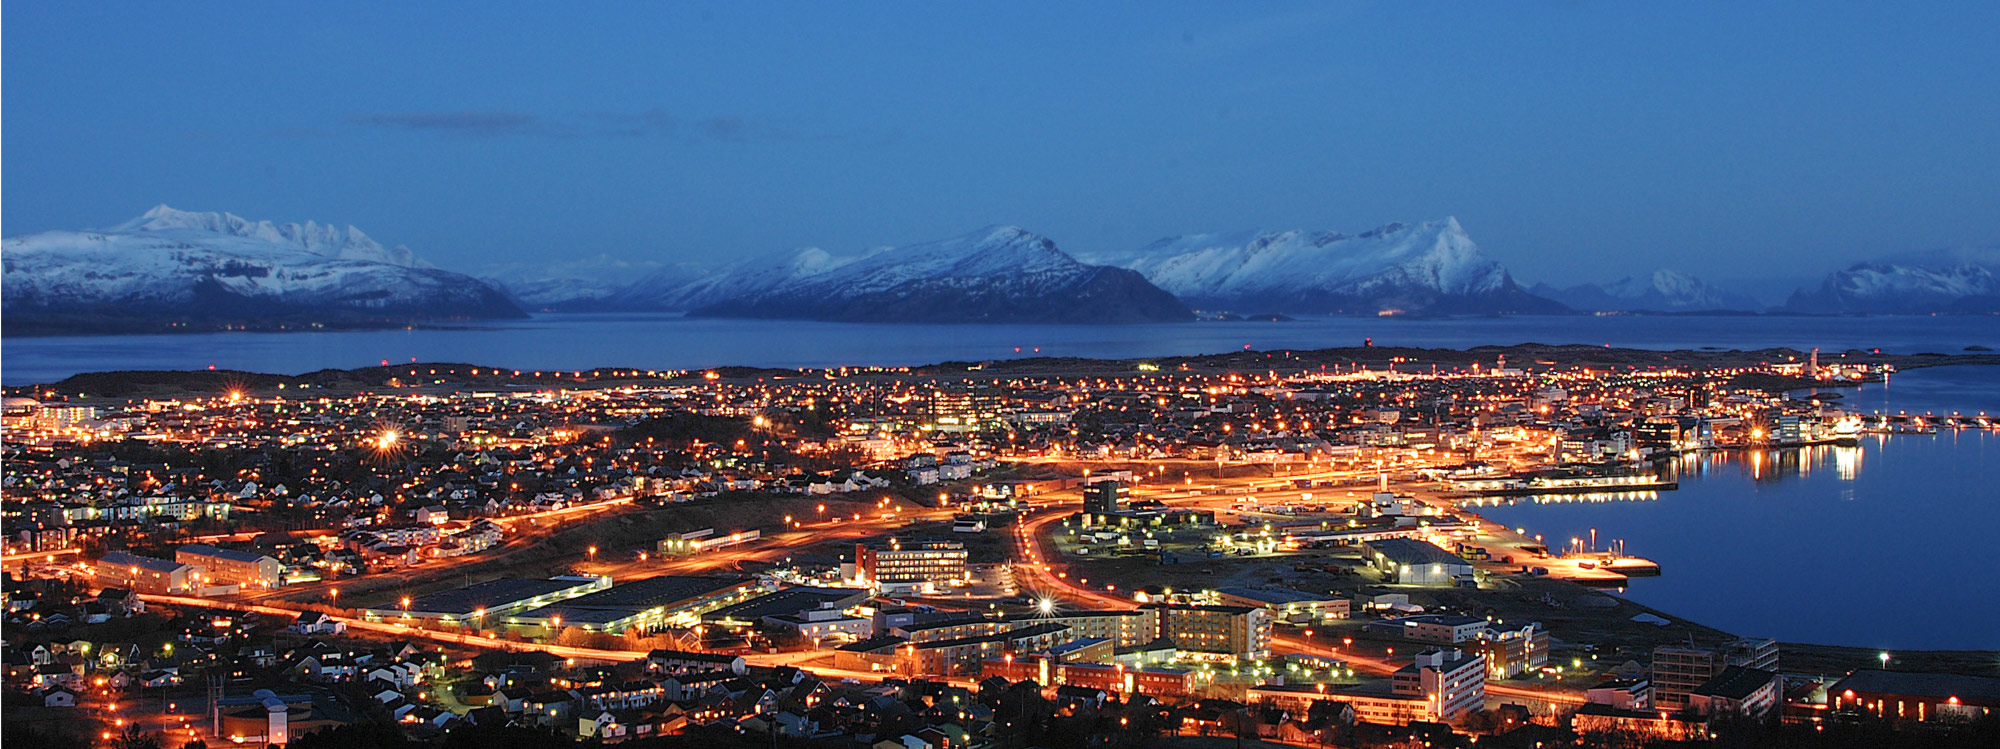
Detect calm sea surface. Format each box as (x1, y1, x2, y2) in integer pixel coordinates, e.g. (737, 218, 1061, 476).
(4, 312, 1998, 385)
(1474, 365, 2000, 651)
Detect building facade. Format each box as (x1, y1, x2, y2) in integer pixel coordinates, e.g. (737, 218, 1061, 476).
(856, 541, 968, 591)
(177, 544, 284, 589)
(1141, 603, 1272, 661)
(95, 552, 194, 594)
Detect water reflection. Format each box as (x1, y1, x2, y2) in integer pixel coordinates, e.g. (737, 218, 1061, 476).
(1471, 410, 1997, 649)
(1661, 442, 1864, 484)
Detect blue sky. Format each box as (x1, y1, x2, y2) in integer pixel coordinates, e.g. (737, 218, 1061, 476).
(5, 2, 1998, 286)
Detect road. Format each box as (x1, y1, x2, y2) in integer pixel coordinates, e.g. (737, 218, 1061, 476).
(1005, 479, 1586, 708)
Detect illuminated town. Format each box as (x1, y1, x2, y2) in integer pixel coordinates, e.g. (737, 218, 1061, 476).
(5, 344, 1996, 747)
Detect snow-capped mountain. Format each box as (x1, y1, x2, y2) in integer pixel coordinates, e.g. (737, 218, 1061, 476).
(3, 206, 522, 334)
(1531, 269, 1762, 312)
(1784, 247, 2000, 314)
(1077, 218, 1565, 315)
(112, 204, 434, 268)
(689, 226, 1192, 323)
(482, 254, 677, 310)
(607, 246, 847, 312)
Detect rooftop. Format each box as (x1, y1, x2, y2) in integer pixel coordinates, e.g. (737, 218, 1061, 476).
(1691, 666, 1778, 701)
(548, 575, 755, 610)
(1363, 538, 1468, 566)
(402, 577, 601, 616)
(1215, 587, 1339, 605)
(98, 552, 189, 574)
(178, 544, 275, 564)
(704, 587, 867, 623)
(1829, 669, 2000, 704)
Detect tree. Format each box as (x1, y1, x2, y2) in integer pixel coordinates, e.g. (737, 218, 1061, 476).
(111, 725, 162, 749)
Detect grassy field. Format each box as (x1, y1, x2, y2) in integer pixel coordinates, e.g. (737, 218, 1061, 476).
(278, 492, 910, 609)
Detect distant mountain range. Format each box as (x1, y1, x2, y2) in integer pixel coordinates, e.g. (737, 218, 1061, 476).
(1531, 269, 1763, 312)
(1074, 218, 1564, 315)
(2, 206, 522, 334)
(684, 226, 1192, 324)
(1782, 246, 2000, 314)
(9, 207, 1997, 335)
(492, 217, 1567, 318)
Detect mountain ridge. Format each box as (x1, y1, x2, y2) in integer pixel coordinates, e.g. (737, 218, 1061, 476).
(687, 225, 1193, 324)
(1076, 217, 1566, 315)
(3, 206, 523, 334)
(1531, 269, 1763, 312)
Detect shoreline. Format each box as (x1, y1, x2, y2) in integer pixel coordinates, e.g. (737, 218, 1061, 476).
(8, 343, 2000, 395)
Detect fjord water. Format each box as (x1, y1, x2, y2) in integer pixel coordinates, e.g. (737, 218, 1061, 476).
(1474, 365, 2000, 650)
(5, 312, 2000, 385)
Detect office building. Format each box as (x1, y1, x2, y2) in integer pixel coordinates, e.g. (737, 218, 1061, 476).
(856, 540, 968, 592)
(1473, 623, 1550, 679)
(1083, 481, 1126, 513)
(930, 389, 999, 433)
(1651, 638, 1778, 711)
(1393, 648, 1488, 723)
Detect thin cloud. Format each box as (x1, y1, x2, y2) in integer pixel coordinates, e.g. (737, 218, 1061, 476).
(583, 109, 678, 137)
(346, 108, 897, 147)
(352, 110, 548, 136)
(701, 116, 752, 142)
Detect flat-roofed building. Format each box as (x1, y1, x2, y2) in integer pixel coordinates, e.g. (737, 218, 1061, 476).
(1689, 665, 1782, 718)
(177, 544, 284, 590)
(903, 622, 1070, 676)
(1214, 587, 1351, 623)
(930, 389, 999, 433)
(365, 575, 609, 626)
(1003, 609, 1159, 647)
(1828, 669, 2000, 723)
(1370, 614, 1490, 644)
(1649, 647, 1717, 711)
(512, 575, 762, 634)
(856, 540, 968, 592)
(1362, 538, 1474, 586)
(1585, 678, 1652, 711)
(1083, 481, 1126, 513)
(1651, 638, 1778, 711)
(1473, 623, 1549, 679)
(985, 658, 1200, 698)
(656, 528, 760, 557)
(702, 586, 870, 629)
(1142, 603, 1272, 661)
(1391, 648, 1487, 724)
(96, 552, 194, 595)
(1307, 682, 1433, 725)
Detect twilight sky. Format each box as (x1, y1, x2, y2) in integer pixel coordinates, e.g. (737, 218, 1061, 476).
(5, 2, 1998, 286)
